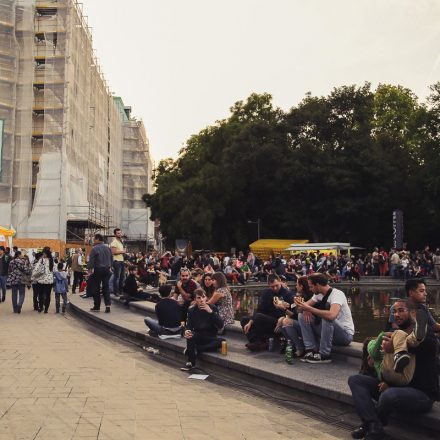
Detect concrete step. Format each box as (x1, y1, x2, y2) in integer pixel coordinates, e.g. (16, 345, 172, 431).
(68, 294, 440, 438)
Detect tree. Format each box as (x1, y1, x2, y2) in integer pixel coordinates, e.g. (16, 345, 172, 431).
(145, 85, 439, 251)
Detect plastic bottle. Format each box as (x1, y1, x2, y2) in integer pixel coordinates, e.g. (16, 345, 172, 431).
(268, 337, 274, 352)
(285, 340, 293, 364)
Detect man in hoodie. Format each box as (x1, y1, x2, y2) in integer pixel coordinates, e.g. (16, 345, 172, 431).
(181, 289, 224, 371)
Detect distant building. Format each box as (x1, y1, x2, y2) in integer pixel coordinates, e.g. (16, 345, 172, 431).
(114, 97, 155, 251)
(0, 0, 154, 253)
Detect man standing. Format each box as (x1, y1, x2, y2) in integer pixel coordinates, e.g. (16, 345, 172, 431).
(371, 248, 380, 276)
(389, 249, 400, 279)
(433, 249, 440, 281)
(241, 274, 294, 351)
(295, 273, 354, 363)
(0, 246, 10, 302)
(110, 228, 126, 297)
(348, 299, 439, 440)
(71, 248, 84, 294)
(88, 234, 113, 313)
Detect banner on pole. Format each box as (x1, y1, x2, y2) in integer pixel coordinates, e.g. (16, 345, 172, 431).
(392, 210, 403, 249)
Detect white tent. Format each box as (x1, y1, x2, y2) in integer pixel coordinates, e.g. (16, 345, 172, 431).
(285, 242, 363, 254)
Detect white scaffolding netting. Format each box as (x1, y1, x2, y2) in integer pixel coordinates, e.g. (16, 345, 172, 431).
(121, 119, 154, 239)
(0, 0, 33, 231)
(0, 0, 144, 242)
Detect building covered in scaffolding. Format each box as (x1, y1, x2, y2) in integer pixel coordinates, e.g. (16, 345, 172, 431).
(0, 0, 154, 253)
(114, 97, 155, 252)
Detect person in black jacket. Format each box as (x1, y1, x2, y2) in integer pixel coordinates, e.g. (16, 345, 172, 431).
(87, 234, 113, 313)
(240, 274, 294, 351)
(348, 300, 439, 440)
(181, 288, 224, 371)
(122, 266, 151, 304)
(144, 284, 183, 339)
(0, 246, 11, 302)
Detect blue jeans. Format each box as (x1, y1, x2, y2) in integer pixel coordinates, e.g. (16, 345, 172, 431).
(298, 313, 353, 357)
(281, 320, 304, 353)
(112, 261, 125, 294)
(348, 374, 433, 426)
(55, 291, 68, 311)
(0, 275, 7, 299)
(389, 264, 398, 279)
(11, 284, 25, 311)
(144, 317, 181, 336)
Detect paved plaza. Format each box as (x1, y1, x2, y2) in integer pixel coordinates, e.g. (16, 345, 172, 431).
(0, 298, 351, 440)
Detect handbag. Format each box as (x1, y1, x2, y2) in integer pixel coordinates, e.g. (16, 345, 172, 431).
(313, 287, 332, 325)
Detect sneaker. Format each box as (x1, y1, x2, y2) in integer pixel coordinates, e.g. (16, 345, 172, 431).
(393, 351, 410, 373)
(305, 353, 332, 364)
(90, 307, 100, 312)
(180, 362, 195, 371)
(414, 307, 428, 341)
(105, 306, 110, 313)
(351, 425, 367, 439)
(300, 351, 316, 362)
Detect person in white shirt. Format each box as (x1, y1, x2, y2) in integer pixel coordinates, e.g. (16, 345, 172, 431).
(71, 248, 84, 294)
(294, 273, 354, 364)
(110, 228, 126, 296)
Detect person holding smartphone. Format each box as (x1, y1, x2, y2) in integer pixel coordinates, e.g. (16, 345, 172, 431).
(181, 288, 224, 371)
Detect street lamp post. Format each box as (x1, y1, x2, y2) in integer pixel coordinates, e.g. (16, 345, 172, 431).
(247, 218, 260, 240)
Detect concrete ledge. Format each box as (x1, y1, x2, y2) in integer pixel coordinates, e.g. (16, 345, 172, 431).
(112, 294, 364, 361)
(69, 295, 440, 435)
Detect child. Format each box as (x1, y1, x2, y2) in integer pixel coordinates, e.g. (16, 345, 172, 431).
(364, 305, 428, 386)
(54, 262, 68, 313)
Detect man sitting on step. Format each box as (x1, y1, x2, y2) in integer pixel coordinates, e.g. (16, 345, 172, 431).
(144, 284, 183, 339)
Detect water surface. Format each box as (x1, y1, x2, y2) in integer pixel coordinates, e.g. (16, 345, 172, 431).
(230, 286, 440, 343)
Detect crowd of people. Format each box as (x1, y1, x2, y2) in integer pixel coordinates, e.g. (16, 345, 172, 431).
(1, 231, 440, 440)
(148, 268, 439, 440)
(117, 245, 440, 286)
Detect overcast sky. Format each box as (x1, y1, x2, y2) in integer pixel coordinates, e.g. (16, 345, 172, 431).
(80, 0, 440, 162)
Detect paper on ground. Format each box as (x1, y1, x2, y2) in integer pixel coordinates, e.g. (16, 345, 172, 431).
(188, 374, 209, 380)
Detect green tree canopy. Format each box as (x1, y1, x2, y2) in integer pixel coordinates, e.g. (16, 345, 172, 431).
(145, 85, 439, 251)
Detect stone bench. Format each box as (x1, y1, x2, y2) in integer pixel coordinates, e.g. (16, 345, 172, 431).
(71, 295, 440, 437)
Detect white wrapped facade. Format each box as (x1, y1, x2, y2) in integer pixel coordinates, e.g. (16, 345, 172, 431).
(0, 0, 152, 251)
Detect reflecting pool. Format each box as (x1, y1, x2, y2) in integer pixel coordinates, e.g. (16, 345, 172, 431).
(230, 286, 440, 343)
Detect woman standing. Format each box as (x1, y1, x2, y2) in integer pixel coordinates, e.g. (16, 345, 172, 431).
(32, 248, 54, 313)
(7, 251, 29, 313)
(207, 272, 234, 332)
(31, 252, 42, 310)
